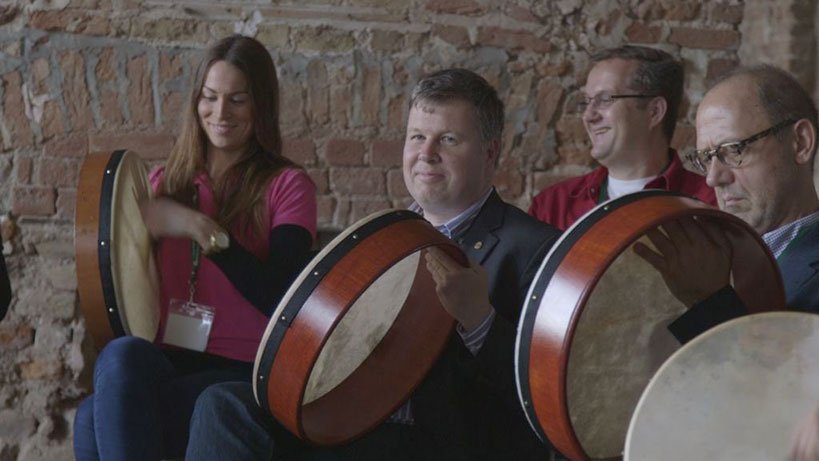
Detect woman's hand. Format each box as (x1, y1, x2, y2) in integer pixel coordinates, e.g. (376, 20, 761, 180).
(139, 198, 229, 253)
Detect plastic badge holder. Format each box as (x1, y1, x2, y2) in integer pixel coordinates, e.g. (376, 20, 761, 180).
(163, 299, 214, 352)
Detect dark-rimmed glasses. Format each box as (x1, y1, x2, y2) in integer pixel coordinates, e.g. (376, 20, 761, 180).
(577, 93, 659, 111)
(685, 119, 797, 174)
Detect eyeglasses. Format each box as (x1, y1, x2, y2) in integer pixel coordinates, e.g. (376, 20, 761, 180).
(685, 119, 797, 175)
(577, 93, 659, 111)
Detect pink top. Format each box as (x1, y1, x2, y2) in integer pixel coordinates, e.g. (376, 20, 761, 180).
(150, 167, 317, 362)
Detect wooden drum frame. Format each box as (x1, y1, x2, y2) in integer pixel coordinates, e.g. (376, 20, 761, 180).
(515, 190, 786, 460)
(253, 209, 467, 446)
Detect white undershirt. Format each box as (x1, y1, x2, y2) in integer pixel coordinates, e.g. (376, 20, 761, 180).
(607, 175, 655, 199)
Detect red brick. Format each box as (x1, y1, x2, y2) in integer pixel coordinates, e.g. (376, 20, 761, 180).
(371, 139, 404, 167)
(710, 3, 743, 24)
(326, 139, 365, 166)
(12, 186, 56, 216)
(669, 27, 740, 50)
(506, 5, 540, 23)
(595, 9, 622, 36)
(0, 6, 19, 26)
(316, 195, 335, 227)
(671, 124, 696, 152)
(330, 168, 385, 195)
(555, 116, 587, 144)
(96, 48, 117, 84)
(425, 0, 486, 15)
(37, 158, 81, 187)
(56, 189, 76, 221)
(19, 359, 63, 380)
(307, 168, 329, 194)
(283, 138, 317, 166)
(44, 133, 88, 158)
(15, 156, 32, 184)
(29, 10, 109, 35)
(40, 99, 66, 140)
(99, 90, 124, 127)
(387, 94, 407, 131)
(59, 50, 94, 131)
(0, 217, 15, 242)
(626, 22, 663, 44)
(306, 60, 329, 125)
(431, 24, 470, 48)
(0, 324, 33, 350)
(89, 131, 175, 160)
(31, 57, 50, 94)
(159, 53, 185, 81)
(477, 27, 550, 53)
(2, 71, 34, 148)
(557, 145, 593, 167)
(161, 91, 184, 130)
(330, 81, 352, 130)
(494, 169, 524, 199)
(387, 169, 409, 198)
(706, 58, 739, 86)
(536, 79, 563, 125)
(350, 199, 391, 222)
(360, 65, 381, 126)
(663, 2, 701, 21)
(127, 55, 154, 126)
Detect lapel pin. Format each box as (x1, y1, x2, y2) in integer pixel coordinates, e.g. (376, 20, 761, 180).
(473, 241, 483, 250)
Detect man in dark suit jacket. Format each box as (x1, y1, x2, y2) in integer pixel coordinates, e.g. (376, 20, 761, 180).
(185, 69, 560, 461)
(628, 65, 819, 460)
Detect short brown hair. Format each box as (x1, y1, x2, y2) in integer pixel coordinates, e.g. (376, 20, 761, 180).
(592, 45, 684, 142)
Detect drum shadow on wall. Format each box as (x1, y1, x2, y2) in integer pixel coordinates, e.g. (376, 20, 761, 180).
(515, 190, 786, 461)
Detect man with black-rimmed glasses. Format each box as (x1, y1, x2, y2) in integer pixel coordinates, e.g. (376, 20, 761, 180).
(631, 64, 819, 461)
(529, 45, 715, 230)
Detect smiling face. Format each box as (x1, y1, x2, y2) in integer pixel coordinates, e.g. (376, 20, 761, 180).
(582, 58, 657, 172)
(402, 99, 497, 225)
(697, 77, 800, 234)
(197, 60, 255, 162)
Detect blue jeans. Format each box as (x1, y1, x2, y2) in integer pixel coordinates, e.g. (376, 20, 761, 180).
(73, 336, 251, 461)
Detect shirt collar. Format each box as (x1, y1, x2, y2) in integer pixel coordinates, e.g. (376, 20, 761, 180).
(409, 188, 494, 239)
(762, 210, 819, 258)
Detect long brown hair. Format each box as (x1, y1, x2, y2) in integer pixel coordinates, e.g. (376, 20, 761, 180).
(160, 34, 293, 237)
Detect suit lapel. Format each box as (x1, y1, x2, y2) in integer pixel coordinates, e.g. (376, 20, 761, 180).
(458, 190, 503, 264)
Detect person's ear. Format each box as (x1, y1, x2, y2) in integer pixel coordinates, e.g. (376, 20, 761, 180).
(791, 119, 816, 165)
(648, 96, 668, 130)
(486, 139, 501, 168)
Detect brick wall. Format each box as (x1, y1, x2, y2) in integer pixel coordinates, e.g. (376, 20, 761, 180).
(0, 0, 809, 459)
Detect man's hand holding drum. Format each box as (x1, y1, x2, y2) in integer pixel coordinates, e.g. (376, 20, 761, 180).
(424, 247, 492, 332)
(633, 216, 733, 307)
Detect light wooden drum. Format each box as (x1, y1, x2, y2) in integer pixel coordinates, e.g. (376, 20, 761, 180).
(253, 209, 467, 445)
(626, 311, 819, 460)
(515, 190, 786, 460)
(76, 150, 160, 348)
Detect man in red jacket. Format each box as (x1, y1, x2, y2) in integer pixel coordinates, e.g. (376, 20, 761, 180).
(529, 45, 715, 230)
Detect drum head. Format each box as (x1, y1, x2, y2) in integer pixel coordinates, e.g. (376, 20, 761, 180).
(515, 190, 786, 460)
(626, 311, 819, 460)
(76, 150, 160, 348)
(253, 209, 467, 445)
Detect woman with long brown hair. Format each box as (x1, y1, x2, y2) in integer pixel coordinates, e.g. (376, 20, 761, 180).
(73, 34, 316, 461)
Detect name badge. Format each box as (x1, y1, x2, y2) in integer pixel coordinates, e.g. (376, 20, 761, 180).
(162, 299, 215, 352)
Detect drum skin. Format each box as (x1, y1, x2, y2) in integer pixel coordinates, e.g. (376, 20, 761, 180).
(516, 190, 786, 461)
(76, 150, 159, 348)
(626, 312, 819, 460)
(253, 209, 468, 446)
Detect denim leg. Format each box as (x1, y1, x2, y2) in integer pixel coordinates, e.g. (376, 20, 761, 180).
(158, 365, 250, 456)
(73, 397, 100, 461)
(186, 382, 279, 461)
(86, 336, 176, 461)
